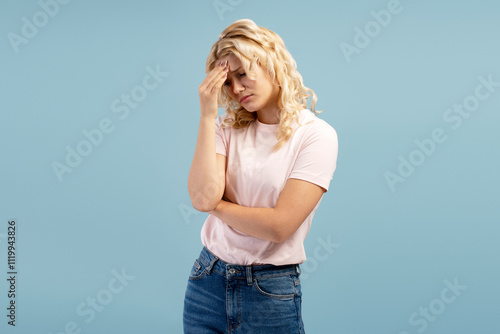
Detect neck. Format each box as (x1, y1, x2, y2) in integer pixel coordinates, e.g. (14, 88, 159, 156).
(256, 107, 280, 124)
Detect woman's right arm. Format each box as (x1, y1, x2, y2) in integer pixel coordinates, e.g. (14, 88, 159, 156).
(188, 60, 229, 212)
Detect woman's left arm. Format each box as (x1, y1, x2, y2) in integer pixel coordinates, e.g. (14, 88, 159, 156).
(209, 178, 325, 243)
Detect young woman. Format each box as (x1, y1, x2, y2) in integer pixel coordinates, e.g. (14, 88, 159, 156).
(184, 19, 338, 333)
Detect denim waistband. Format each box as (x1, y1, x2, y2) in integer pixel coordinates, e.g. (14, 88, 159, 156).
(198, 246, 300, 284)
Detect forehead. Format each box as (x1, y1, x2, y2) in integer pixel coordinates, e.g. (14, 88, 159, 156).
(218, 54, 242, 67)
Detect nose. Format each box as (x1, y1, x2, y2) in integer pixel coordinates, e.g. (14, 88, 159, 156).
(232, 79, 245, 95)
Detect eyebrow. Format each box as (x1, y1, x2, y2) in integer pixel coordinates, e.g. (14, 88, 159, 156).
(229, 66, 242, 74)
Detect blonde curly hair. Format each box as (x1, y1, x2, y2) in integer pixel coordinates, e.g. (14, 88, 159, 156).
(205, 19, 323, 150)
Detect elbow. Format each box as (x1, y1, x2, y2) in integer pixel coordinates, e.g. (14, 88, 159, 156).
(271, 215, 302, 243)
(272, 232, 291, 244)
(271, 223, 293, 244)
(272, 235, 287, 244)
(190, 198, 218, 213)
(187, 180, 223, 212)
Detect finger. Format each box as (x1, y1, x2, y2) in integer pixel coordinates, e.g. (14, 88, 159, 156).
(213, 67, 229, 92)
(207, 65, 229, 93)
(206, 61, 228, 89)
(200, 61, 227, 91)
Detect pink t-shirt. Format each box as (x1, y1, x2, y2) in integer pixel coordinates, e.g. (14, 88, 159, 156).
(200, 109, 338, 265)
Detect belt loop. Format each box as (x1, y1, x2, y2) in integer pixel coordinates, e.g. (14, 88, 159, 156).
(296, 264, 301, 276)
(246, 265, 253, 285)
(206, 256, 219, 275)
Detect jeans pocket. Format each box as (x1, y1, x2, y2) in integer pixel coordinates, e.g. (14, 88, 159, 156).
(188, 258, 207, 280)
(253, 275, 296, 300)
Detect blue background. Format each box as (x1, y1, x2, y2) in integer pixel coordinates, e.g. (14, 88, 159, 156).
(1, 0, 499, 333)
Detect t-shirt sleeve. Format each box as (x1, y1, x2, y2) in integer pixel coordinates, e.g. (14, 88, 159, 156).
(215, 115, 228, 156)
(288, 122, 338, 192)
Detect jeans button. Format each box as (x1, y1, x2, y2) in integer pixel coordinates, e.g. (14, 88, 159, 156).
(228, 268, 236, 275)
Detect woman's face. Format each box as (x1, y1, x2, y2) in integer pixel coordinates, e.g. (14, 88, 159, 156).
(219, 54, 280, 123)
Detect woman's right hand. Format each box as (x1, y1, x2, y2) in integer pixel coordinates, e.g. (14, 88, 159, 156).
(198, 60, 229, 119)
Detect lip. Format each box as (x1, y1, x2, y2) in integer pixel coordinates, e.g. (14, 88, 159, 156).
(239, 95, 252, 103)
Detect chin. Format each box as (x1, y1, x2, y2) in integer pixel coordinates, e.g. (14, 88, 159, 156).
(238, 104, 255, 112)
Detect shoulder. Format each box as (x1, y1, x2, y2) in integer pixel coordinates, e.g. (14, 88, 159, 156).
(215, 113, 236, 136)
(295, 109, 338, 144)
(215, 113, 231, 127)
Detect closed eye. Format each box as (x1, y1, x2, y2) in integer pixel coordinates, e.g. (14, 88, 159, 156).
(224, 73, 246, 86)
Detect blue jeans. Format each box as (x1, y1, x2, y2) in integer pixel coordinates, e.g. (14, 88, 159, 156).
(183, 246, 305, 334)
